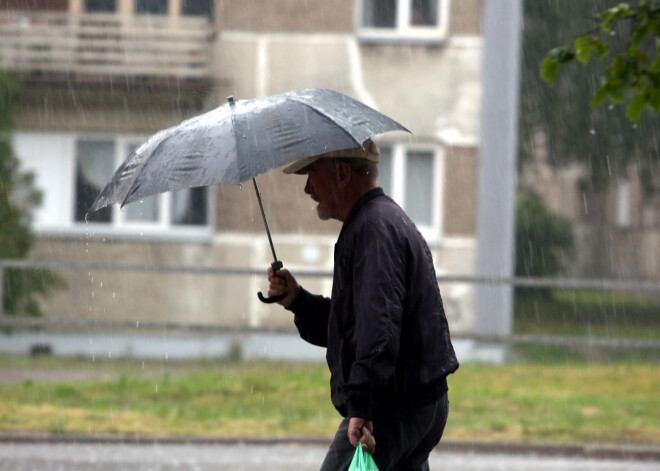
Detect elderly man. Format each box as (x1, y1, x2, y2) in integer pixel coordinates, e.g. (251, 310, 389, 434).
(267, 139, 459, 471)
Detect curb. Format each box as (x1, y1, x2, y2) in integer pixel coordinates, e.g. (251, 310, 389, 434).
(439, 439, 660, 462)
(1, 432, 658, 462)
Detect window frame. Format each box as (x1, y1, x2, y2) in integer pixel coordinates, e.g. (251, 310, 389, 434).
(75, 133, 214, 241)
(356, 0, 451, 44)
(378, 142, 444, 241)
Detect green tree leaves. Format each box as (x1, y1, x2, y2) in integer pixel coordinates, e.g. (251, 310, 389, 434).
(541, 0, 660, 122)
(0, 70, 63, 316)
(575, 36, 610, 64)
(540, 48, 576, 83)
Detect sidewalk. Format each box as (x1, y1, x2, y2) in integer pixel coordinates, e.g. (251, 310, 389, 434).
(1, 431, 658, 462)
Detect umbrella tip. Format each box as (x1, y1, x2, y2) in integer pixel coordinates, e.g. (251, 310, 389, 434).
(227, 96, 235, 105)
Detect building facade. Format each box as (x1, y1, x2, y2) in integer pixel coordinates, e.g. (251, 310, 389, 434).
(2, 0, 483, 333)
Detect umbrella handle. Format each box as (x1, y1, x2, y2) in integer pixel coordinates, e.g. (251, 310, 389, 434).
(257, 291, 286, 304)
(258, 260, 287, 304)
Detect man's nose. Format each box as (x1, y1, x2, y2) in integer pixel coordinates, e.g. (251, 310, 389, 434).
(304, 176, 312, 195)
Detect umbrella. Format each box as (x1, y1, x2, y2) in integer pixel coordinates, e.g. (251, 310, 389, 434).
(87, 88, 409, 302)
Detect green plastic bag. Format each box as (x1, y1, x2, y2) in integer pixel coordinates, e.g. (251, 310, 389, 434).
(348, 443, 379, 471)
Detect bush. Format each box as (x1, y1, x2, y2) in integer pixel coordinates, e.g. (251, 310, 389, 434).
(515, 186, 574, 297)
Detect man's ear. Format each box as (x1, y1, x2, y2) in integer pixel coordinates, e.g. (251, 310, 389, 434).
(335, 161, 352, 188)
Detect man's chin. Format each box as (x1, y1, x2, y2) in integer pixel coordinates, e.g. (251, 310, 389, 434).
(316, 205, 332, 221)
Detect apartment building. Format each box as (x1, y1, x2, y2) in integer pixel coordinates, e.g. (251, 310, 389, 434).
(1, 0, 483, 333)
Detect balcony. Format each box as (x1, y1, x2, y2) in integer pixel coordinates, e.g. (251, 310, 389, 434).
(0, 11, 213, 85)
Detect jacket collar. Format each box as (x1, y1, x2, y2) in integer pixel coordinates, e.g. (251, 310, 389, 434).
(340, 187, 385, 233)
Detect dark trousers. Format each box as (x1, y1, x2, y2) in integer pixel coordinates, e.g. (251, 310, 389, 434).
(320, 394, 449, 471)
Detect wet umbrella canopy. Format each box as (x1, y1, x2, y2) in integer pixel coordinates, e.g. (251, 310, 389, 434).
(87, 88, 409, 301)
(87, 88, 408, 212)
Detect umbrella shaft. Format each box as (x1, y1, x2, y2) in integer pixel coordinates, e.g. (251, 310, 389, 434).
(252, 178, 279, 264)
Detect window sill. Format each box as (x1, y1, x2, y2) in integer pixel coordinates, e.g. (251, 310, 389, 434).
(34, 225, 215, 244)
(357, 32, 449, 46)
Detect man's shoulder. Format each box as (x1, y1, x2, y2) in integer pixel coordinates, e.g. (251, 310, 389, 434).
(355, 195, 420, 242)
(367, 194, 413, 224)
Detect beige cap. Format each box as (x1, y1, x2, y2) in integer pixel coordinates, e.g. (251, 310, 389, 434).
(283, 139, 379, 174)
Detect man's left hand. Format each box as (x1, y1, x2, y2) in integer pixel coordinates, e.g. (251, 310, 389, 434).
(348, 417, 376, 454)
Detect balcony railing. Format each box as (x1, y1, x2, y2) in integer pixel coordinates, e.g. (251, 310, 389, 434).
(0, 11, 212, 81)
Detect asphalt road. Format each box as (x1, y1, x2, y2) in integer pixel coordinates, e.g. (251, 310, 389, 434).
(1, 441, 658, 471)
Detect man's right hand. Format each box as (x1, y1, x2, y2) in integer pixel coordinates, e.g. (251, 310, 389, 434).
(348, 417, 376, 454)
(267, 267, 300, 308)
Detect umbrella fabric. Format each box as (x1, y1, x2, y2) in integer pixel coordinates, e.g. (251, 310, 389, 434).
(87, 88, 408, 215)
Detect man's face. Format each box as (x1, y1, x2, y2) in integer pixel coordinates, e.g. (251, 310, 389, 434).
(303, 159, 341, 221)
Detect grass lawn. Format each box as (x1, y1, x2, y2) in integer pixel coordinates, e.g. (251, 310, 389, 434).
(0, 355, 658, 446)
(515, 289, 660, 338)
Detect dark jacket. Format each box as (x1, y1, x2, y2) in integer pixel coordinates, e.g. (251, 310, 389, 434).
(288, 188, 459, 419)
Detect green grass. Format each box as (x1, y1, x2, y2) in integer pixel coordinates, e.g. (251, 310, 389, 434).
(514, 288, 660, 338)
(0, 356, 659, 446)
(511, 343, 660, 364)
(450, 363, 660, 445)
(0, 358, 336, 437)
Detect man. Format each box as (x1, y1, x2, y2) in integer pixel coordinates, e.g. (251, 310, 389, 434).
(267, 139, 459, 471)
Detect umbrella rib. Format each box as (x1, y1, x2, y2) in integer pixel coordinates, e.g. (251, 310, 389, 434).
(287, 99, 364, 150)
(87, 148, 150, 215)
(119, 133, 179, 207)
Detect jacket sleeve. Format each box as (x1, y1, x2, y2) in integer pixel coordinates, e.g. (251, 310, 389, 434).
(286, 286, 331, 348)
(344, 220, 406, 420)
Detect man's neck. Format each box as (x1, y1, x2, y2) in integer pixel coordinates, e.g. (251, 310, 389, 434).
(337, 181, 377, 222)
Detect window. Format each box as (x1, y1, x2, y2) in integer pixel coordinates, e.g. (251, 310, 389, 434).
(182, 0, 214, 18)
(136, 0, 168, 14)
(75, 140, 115, 223)
(378, 143, 443, 238)
(84, 0, 116, 12)
(362, 0, 397, 27)
(358, 0, 450, 42)
(616, 180, 631, 228)
(75, 137, 210, 233)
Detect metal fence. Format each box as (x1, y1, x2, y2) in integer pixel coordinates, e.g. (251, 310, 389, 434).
(2, 258, 660, 352)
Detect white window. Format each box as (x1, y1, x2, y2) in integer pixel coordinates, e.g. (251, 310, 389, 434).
(77, 137, 210, 232)
(136, 0, 168, 15)
(357, 0, 450, 42)
(13, 131, 212, 241)
(377, 143, 444, 239)
(84, 0, 117, 12)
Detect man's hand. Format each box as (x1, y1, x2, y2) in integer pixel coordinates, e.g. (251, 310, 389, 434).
(267, 268, 300, 308)
(347, 417, 376, 454)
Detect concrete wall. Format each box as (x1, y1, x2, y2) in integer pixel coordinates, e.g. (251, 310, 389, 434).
(30, 234, 476, 332)
(14, 84, 205, 134)
(217, 0, 353, 33)
(216, 0, 483, 35)
(444, 145, 477, 235)
(30, 235, 335, 330)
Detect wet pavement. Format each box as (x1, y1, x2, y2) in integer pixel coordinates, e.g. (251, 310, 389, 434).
(0, 441, 658, 471)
